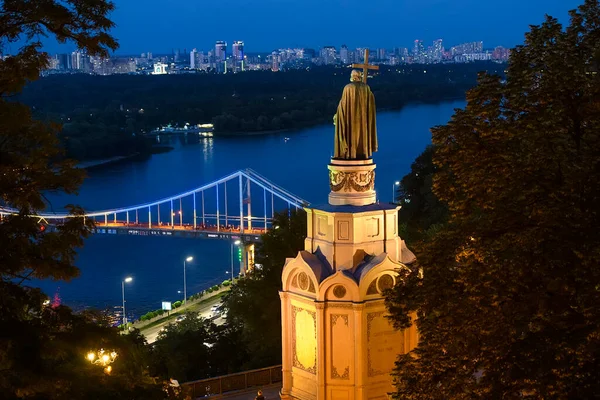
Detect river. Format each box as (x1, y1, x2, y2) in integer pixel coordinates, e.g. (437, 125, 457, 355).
(36, 99, 465, 318)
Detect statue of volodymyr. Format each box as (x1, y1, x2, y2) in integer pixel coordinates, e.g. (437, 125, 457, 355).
(332, 69, 378, 160)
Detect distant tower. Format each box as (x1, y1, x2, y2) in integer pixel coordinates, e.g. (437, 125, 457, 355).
(215, 41, 227, 73)
(190, 48, 197, 69)
(319, 46, 337, 65)
(413, 40, 425, 63)
(271, 51, 280, 72)
(433, 39, 444, 62)
(340, 45, 349, 64)
(232, 41, 245, 71)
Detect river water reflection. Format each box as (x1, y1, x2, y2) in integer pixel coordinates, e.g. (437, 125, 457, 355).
(37, 100, 465, 316)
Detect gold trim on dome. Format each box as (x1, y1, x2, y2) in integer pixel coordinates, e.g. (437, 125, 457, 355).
(329, 170, 375, 193)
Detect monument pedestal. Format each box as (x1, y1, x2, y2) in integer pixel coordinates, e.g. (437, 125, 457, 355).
(280, 160, 418, 400)
(328, 159, 376, 207)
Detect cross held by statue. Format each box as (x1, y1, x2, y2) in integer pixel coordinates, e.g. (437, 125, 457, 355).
(351, 49, 379, 83)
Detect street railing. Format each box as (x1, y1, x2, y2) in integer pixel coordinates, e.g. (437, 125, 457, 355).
(182, 365, 282, 398)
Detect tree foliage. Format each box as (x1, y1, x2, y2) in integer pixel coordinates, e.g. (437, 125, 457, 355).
(0, 1, 165, 398)
(387, 1, 600, 398)
(221, 209, 307, 369)
(0, 285, 165, 399)
(149, 311, 249, 382)
(396, 145, 448, 244)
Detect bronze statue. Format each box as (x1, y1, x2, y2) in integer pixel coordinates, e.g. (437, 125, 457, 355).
(333, 69, 378, 160)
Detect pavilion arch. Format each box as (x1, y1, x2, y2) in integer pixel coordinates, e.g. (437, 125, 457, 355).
(356, 253, 410, 299)
(317, 271, 361, 302)
(282, 251, 332, 299)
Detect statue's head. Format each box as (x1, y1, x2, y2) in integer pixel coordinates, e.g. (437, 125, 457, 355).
(350, 69, 362, 82)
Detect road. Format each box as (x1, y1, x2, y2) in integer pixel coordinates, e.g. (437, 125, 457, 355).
(141, 295, 226, 344)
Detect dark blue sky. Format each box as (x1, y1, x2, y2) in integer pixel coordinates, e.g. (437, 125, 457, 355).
(49, 0, 583, 54)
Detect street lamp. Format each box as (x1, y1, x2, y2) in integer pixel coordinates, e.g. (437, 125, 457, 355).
(183, 256, 193, 304)
(86, 349, 118, 375)
(121, 277, 133, 330)
(230, 240, 241, 279)
(392, 181, 400, 203)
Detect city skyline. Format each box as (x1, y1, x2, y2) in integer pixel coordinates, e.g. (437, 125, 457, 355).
(30, 0, 581, 55)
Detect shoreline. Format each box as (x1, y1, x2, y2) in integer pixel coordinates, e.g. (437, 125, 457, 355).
(214, 96, 465, 137)
(74, 98, 466, 166)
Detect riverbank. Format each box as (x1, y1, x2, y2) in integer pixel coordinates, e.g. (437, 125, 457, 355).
(213, 96, 465, 137)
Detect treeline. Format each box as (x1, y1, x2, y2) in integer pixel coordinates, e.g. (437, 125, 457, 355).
(18, 63, 505, 161)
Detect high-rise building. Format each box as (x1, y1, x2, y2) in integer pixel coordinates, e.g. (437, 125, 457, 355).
(340, 45, 349, 64)
(303, 48, 316, 62)
(232, 41, 244, 60)
(433, 39, 444, 63)
(190, 48, 196, 69)
(413, 40, 425, 63)
(271, 51, 280, 72)
(320, 46, 337, 65)
(355, 47, 367, 63)
(71, 51, 84, 70)
(232, 41, 244, 71)
(492, 46, 510, 62)
(215, 41, 227, 73)
(377, 48, 386, 60)
(215, 41, 227, 61)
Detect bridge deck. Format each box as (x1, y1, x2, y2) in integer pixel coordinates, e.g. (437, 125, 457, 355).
(59, 222, 264, 242)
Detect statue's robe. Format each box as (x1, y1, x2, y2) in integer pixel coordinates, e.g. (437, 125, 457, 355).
(334, 81, 378, 159)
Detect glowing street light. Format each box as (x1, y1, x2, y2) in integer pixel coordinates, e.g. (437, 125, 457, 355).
(183, 256, 193, 304)
(86, 349, 118, 374)
(392, 181, 400, 203)
(122, 277, 133, 330)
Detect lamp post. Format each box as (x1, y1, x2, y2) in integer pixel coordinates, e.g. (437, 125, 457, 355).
(230, 240, 241, 279)
(87, 349, 118, 375)
(121, 277, 133, 330)
(392, 181, 400, 203)
(183, 256, 193, 304)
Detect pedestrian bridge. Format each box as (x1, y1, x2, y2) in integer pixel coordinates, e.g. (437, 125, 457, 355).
(0, 169, 309, 244)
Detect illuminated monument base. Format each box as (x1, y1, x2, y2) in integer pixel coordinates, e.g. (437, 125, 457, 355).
(328, 159, 377, 207)
(280, 162, 418, 400)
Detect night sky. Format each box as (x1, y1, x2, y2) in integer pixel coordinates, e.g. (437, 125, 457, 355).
(46, 0, 582, 54)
